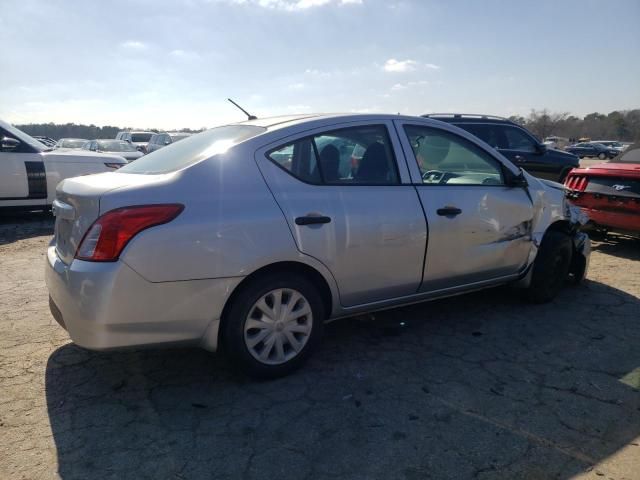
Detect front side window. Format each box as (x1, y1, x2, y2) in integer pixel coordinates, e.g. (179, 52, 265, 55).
(404, 125, 504, 186)
(267, 125, 399, 185)
(503, 126, 537, 152)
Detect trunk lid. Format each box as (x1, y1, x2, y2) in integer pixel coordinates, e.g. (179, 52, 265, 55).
(52, 172, 162, 264)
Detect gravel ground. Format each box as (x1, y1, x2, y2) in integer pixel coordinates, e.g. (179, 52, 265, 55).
(0, 212, 639, 480)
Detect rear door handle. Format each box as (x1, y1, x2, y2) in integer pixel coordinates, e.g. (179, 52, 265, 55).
(514, 155, 527, 162)
(436, 207, 462, 217)
(295, 215, 332, 226)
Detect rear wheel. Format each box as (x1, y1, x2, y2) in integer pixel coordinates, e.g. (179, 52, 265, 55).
(222, 273, 324, 379)
(525, 230, 573, 303)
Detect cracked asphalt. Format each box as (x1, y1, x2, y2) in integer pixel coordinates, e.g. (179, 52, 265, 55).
(1, 213, 639, 480)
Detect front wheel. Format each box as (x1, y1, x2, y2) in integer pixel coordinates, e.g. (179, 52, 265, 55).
(524, 231, 573, 303)
(598, 152, 607, 160)
(221, 273, 325, 378)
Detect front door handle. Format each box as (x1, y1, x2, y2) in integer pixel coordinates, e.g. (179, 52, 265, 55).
(515, 155, 527, 162)
(436, 206, 462, 217)
(295, 215, 332, 226)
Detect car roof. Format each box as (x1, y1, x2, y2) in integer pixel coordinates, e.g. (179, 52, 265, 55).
(232, 113, 457, 132)
(421, 113, 518, 125)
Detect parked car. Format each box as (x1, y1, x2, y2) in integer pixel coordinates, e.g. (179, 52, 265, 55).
(422, 114, 579, 182)
(590, 140, 627, 152)
(82, 139, 144, 162)
(33, 136, 57, 148)
(55, 138, 88, 150)
(146, 132, 192, 154)
(0, 120, 126, 212)
(46, 114, 590, 378)
(543, 136, 570, 150)
(566, 142, 619, 160)
(115, 131, 154, 153)
(565, 143, 640, 235)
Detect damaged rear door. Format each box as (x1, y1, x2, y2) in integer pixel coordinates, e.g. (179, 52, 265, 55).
(395, 121, 533, 291)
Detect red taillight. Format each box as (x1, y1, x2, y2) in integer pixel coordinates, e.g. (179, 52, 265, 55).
(75, 204, 184, 262)
(565, 175, 589, 192)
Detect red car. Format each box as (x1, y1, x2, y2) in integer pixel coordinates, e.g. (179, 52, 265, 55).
(564, 144, 640, 235)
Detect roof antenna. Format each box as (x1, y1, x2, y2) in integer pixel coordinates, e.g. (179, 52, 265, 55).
(227, 98, 257, 120)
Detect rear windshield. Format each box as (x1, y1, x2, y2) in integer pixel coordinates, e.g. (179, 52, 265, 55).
(131, 133, 153, 143)
(97, 140, 137, 152)
(118, 125, 266, 174)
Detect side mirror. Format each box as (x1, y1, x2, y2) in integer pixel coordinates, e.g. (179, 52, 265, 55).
(506, 169, 528, 188)
(535, 143, 547, 154)
(164, 140, 170, 145)
(1, 137, 20, 151)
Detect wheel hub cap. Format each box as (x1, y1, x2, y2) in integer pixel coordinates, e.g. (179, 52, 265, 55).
(243, 288, 313, 365)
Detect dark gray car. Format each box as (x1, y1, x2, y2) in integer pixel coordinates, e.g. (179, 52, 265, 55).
(423, 114, 580, 182)
(146, 132, 192, 154)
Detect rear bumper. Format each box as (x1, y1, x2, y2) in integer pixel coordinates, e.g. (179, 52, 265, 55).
(45, 245, 242, 352)
(576, 202, 640, 232)
(578, 207, 640, 232)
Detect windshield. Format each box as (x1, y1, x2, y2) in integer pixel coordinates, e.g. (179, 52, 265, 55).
(61, 139, 87, 148)
(119, 125, 266, 174)
(97, 140, 137, 152)
(0, 120, 47, 152)
(131, 133, 153, 143)
(170, 134, 190, 142)
(613, 144, 639, 163)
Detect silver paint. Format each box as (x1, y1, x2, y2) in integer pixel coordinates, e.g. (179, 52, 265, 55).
(45, 114, 590, 353)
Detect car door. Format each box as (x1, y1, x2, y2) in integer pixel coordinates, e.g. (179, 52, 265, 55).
(496, 125, 561, 179)
(255, 121, 427, 307)
(394, 120, 534, 292)
(0, 129, 47, 205)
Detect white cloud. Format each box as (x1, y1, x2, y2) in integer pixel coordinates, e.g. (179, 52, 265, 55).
(120, 40, 148, 50)
(383, 59, 440, 73)
(383, 58, 417, 73)
(390, 79, 430, 92)
(220, 0, 362, 10)
(169, 49, 200, 59)
(288, 82, 305, 90)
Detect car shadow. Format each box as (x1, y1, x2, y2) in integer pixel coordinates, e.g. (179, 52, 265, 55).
(591, 234, 640, 261)
(0, 211, 54, 246)
(46, 280, 640, 479)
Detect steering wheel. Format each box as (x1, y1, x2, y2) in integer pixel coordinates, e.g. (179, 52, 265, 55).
(422, 170, 447, 183)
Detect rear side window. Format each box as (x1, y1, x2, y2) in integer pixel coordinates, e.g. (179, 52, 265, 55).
(267, 125, 399, 185)
(119, 125, 266, 174)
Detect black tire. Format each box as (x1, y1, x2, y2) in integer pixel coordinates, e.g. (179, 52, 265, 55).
(525, 230, 573, 303)
(598, 152, 607, 160)
(221, 272, 325, 379)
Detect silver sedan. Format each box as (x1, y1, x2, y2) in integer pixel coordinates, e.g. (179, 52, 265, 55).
(82, 139, 144, 162)
(46, 114, 590, 378)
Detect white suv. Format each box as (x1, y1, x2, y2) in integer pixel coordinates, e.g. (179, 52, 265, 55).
(0, 120, 126, 212)
(115, 131, 154, 153)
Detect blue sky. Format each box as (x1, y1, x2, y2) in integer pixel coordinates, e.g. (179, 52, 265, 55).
(1, 0, 638, 129)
